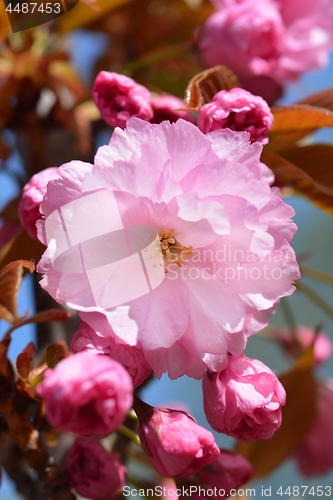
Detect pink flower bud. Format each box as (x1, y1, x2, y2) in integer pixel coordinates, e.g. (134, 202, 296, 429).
(197, 449, 254, 496)
(71, 321, 152, 388)
(203, 355, 286, 441)
(135, 398, 220, 477)
(151, 95, 193, 124)
(37, 351, 133, 436)
(92, 71, 153, 129)
(67, 437, 126, 500)
(197, 88, 273, 144)
(18, 167, 59, 240)
(277, 326, 332, 366)
(294, 381, 333, 476)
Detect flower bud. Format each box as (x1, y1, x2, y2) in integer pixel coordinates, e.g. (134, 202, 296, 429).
(92, 71, 153, 129)
(67, 437, 126, 500)
(71, 321, 152, 388)
(197, 88, 273, 144)
(151, 95, 192, 124)
(197, 449, 254, 496)
(18, 167, 59, 240)
(37, 351, 133, 436)
(203, 355, 286, 441)
(135, 398, 220, 477)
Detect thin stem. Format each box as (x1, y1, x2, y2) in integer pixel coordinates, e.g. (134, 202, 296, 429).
(280, 298, 297, 332)
(127, 409, 139, 421)
(296, 281, 333, 321)
(300, 266, 333, 287)
(279, 298, 302, 355)
(4, 313, 31, 337)
(118, 425, 141, 447)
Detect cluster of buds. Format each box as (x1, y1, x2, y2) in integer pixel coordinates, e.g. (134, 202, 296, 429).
(92, 71, 192, 130)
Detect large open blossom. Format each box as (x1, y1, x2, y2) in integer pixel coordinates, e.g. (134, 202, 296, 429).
(37, 118, 299, 379)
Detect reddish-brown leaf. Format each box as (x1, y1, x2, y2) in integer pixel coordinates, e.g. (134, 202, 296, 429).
(236, 351, 317, 479)
(23, 309, 71, 326)
(16, 342, 37, 381)
(269, 104, 333, 151)
(261, 148, 333, 215)
(0, 260, 35, 324)
(299, 87, 333, 111)
(46, 341, 69, 368)
(0, 229, 45, 268)
(0, 335, 14, 382)
(183, 65, 240, 111)
(281, 144, 333, 193)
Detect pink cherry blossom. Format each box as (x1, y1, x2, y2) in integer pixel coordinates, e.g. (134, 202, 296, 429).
(93, 71, 153, 129)
(197, 449, 254, 497)
(199, 0, 333, 85)
(37, 118, 299, 380)
(37, 351, 133, 436)
(197, 88, 273, 144)
(294, 381, 333, 476)
(70, 320, 152, 388)
(134, 399, 220, 477)
(151, 94, 193, 124)
(203, 354, 286, 441)
(67, 438, 126, 500)
(18, 167, 59, 240)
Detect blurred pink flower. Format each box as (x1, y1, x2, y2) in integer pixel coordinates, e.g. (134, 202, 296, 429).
(67, 438, 126, 500)
(92, 71, 153, 129)
(151, 94, 192, 124)
(197, 88, 273, 144)
(18, 167, 59, 240)
(294, 381, 333, 476)
(197, 449, 254, 497)
(71, 321, 151, 388)
(37, 118, 299, 380)
(277, 325, 332, 366)
(37, 351, 133, 436)
(135, 399, 220, 477)
(203, 355, 286, 441)
(199, 0, 333, 85)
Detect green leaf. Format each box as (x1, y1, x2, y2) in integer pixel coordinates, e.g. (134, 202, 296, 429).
(58, 0, 136, 33)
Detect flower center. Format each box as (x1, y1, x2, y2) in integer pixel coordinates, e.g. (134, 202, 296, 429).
(158, 229, 193, 271)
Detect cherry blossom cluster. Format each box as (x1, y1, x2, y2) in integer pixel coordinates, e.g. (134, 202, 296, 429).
(198, 0, 333, 101)
(17, 60, 333, 499)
